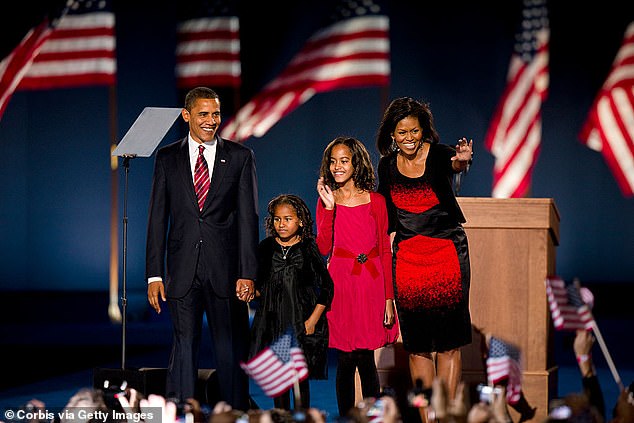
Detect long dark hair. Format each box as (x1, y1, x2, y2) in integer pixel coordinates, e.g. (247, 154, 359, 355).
(376, 97, 440, 156)
(264, 194, 314, 239)
(318, 136, 375, 192)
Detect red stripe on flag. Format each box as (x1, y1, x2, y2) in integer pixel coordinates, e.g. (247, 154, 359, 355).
(484, 0, 549, 198)
(240, 331, 309, 398)
(221, 10, 390, 142)
(486, 337, 523, 405)
(545, 277, 594, 331)
(579, 22, 634, 197)
(175, 15, 241, 89)
(17, 7, 116, 91)
(0, 21, 53, 119)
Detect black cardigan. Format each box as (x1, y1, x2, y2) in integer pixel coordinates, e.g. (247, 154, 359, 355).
(377, 143, 466, 234)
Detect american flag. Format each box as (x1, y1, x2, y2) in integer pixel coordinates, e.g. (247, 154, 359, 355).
(240, 328, 309, 398)
(175, 0, 240, 89)
(486, 336, 522, 405)
(17, 0, 115, 90)
(579, 22, 634, 198)
(221, 0, 389, 142)
(484, 0, 549, 198)
(0, 20, 53, 119)
(545, 276, 594, 331)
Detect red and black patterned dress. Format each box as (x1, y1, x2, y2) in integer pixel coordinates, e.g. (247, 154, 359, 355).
(377, 144, 472, 353)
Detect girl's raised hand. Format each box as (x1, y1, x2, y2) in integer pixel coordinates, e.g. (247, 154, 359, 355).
(317, 177, 335, 210)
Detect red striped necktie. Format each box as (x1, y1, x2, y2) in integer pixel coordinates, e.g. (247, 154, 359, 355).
(194, 144, 210, 211)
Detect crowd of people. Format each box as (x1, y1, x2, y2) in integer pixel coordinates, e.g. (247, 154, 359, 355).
(11, 349, 633, 423)
(9, 329, 633, 423)
(5, 87, 631, 423)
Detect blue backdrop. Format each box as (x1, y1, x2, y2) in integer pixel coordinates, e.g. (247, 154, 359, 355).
(1, 1, 633, 302)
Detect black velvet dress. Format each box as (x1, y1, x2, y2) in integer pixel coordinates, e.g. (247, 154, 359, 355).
(249, 236, 334, 379)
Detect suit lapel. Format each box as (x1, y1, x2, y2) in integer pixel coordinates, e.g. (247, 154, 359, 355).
(202, 137, 229, 211)
(176, 138, 198, 207)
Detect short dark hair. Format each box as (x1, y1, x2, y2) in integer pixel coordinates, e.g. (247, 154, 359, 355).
(184, 87, 219, 112)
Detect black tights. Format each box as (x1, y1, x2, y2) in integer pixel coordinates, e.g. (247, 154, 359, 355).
(335, 349, 380, 417)
(273, 378, 310, 410)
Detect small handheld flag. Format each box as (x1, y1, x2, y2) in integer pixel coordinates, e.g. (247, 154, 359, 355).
(240, 328, 309, 398)
(487, 336, 522, 405)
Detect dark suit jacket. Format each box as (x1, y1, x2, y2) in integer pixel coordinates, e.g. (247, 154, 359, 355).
(145, 136, 259, 298)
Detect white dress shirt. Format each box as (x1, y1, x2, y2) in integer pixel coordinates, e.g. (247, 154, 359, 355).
(188, 133, 217, 182)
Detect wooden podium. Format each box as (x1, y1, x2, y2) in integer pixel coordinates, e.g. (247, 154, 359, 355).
(368, 197, 560, 423)
(458, 197, 560, 423)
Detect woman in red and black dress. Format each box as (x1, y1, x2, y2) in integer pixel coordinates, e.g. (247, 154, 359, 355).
(375, 97, 474, 419)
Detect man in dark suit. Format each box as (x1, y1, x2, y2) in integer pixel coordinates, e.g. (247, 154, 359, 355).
(145, 87, 258, 410)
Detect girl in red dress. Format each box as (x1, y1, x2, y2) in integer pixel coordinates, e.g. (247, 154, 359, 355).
(315, 136, 399, 418)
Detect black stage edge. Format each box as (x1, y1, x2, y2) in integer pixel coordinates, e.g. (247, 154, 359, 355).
(93, 368, 219, 405)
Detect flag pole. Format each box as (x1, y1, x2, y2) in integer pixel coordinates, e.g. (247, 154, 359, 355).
(292, 377, 302, 411)
(380, 85, 389, 112)
(591, 320, 624, 391)
(108, 84, 121, 323)
(572, 278, 624, 391)
(290, 332, 302, 412)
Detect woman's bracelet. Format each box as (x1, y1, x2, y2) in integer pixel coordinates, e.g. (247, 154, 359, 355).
(576, 354, 590, 364)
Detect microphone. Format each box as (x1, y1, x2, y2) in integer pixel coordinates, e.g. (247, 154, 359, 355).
(454, 171, 462, 196)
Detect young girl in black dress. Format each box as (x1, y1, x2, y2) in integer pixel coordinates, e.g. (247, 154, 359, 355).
(249, 194, 334, 410)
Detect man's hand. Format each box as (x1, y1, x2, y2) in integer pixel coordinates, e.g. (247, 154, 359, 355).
(236, 279, 254, 302)
(148, 281, 166, 313)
